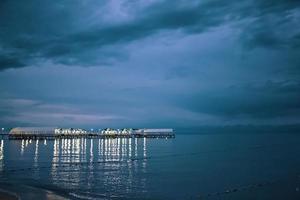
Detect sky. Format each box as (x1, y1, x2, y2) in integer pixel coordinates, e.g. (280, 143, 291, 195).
(0, 0, 300, 128)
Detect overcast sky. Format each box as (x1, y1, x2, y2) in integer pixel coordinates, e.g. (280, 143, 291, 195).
(0, 0, 300, 128)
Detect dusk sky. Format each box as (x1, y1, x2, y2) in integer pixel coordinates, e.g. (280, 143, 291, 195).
(0, 0, 300, 128)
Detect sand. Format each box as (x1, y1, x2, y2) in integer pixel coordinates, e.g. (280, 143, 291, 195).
(0, 190, 19, 200)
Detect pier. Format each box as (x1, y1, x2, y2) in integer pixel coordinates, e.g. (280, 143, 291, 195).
(8, 133, 175, 140)
(6, 127, 175, 140)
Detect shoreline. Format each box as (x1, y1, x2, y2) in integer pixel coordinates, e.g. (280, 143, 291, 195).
(0, 185, 68, 200)
(0, 189, 19, 200)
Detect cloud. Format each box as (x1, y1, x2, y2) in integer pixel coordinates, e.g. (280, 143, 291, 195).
(0, 0, 299, 70)
(176, 80, 300, 120)
(0, 97, 124, 127)
(0, 1, 300, 127)
(240, 7, 300, 49)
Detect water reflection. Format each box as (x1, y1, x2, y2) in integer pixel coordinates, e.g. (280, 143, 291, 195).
(33, 139, 39, 179)
(52, 138, 147, 191)
(1, 137, 149, 196)
(20, 140, 24, 155)
(0, 140, 3, 171)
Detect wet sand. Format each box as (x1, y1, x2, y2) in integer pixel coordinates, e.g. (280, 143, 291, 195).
(0, 189, 19, 200)
(0, 186, 67, 200)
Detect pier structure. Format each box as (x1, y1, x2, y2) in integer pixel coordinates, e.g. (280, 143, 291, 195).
(7, 127, 175, 140)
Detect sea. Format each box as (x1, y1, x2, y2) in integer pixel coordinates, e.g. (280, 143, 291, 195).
(0, 132, 300, 199)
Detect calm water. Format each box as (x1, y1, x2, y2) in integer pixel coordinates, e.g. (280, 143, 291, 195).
(0, 133, 300, 199)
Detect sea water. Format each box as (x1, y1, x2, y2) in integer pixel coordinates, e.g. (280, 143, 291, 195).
(0, 133, 300, 199)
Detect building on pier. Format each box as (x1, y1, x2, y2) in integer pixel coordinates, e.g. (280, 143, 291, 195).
(142, 129, 173, 134)
(119, 128, 133, 135)
(101, 128, 118, 135)
(54, 128, 87, 135)
(9, 127, 56, 136)
(100, 128, 135, 135)
(9, 127, 88, 137)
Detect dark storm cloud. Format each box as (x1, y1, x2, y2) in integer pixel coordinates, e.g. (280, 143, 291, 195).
(177, 80, 300, 119)
(0, 54, 26, 69)
(241, 13, 300, 49)
(0, 0, 299, 70)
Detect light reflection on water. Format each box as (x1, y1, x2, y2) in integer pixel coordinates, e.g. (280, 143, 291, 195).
(4, 137, 149, 198)
(0, 140, 3, 171)
(38, 137, 148, 163)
